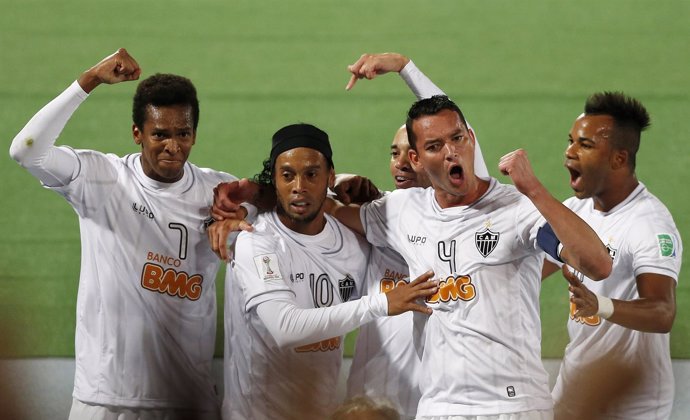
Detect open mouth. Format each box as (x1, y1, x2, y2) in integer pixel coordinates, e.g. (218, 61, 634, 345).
(449, 164, 464, 185)
(567, 166, 582, 190)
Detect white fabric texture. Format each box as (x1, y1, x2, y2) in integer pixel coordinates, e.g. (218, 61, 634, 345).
(11, 81, 236, 410)
(551, 183, 682, 420)
(346, 246, 423, 418)
(223, 211, 375, 420)
(360, 183, 552, 416)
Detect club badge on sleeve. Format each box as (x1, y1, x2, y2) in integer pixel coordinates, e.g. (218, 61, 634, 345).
(657, 233, 676, 257)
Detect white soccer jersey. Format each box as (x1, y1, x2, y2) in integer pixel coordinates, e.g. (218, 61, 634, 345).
(11, 81, 235, 411)
(551, 183, 682, 420)
(54, 151, 234, 410)
(222, 212, 370, 420)
(346, 245, 422, 417)
(360, 181, 553, 417)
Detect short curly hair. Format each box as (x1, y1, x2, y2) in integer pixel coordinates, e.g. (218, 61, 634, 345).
(132, 73, 200, 130)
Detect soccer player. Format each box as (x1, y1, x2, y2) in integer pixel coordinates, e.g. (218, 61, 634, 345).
(214, 123, 438, 420)
(345, 125, 432, 418)
(544, 93, 682, 420)
(9, 49, 240, 419)
(337, 52, 613, 419)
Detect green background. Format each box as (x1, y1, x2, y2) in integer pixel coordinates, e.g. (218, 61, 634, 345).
(1, 0, 688, 358)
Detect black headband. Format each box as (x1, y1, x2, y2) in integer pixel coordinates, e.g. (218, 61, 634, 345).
(269, 123, 333, 170)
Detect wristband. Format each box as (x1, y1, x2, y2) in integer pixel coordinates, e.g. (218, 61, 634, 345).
(595, 294, 614, 319)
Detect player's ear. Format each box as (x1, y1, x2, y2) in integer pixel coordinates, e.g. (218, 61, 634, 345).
(610, 148, 628, 170)
(409, 147, 423, 171)
(133, 124, 143, 145)
(467, 126, 476, 145)
(328, 167, 336, 190)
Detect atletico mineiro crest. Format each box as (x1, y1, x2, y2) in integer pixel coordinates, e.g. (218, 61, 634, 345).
(475, 228, 500, 257)
(606, 244, 617, 260)
(339, 274, 355, 302)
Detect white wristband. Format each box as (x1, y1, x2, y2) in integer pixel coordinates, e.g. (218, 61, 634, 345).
(595, 294, 614, 319)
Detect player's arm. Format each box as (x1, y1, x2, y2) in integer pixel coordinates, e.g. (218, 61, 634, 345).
(332, 173, 382, 205)
(9, 48, 140, 186)
(324, 198, 365, 236)
(564, 266, 676, 333)
(212, 178, 272, 221)
(346, 52, 444, 99)
(255, 271, 437, 349)
(499, 149, 612, 280)
(207, 218, 254, 261)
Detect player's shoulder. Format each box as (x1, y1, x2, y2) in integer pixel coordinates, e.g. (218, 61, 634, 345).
(326, 213, 368, 245)
(73, 148, 125, 166)
(235, 215, 284, 258)
(634, 185, 675, 217)
(475, 178, 524, 210)
(375, 186, 432, 209)
(186, 161, 238, 185)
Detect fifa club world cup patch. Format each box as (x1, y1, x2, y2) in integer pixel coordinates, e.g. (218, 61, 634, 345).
(657, 234, 676, 257)
(475, 228, 500, 257)
(254, 254, 283, 281)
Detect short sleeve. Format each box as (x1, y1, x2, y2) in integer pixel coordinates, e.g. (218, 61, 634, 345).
(514, 195, 546, 252)
(629, 220, 682, 281)
(232, 229, 293, 311)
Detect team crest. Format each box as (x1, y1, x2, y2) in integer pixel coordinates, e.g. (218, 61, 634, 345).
(606, 244, 617, 260)
(253, 254, 283, 281)
(339, 274, 355, 302)
(475, 228, 500, 258)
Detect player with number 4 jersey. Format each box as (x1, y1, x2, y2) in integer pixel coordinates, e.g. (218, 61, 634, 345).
(339, 53, 612, 419)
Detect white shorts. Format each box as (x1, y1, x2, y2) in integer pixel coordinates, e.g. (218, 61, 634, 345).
(68, 399, 220, 420)
(417, 410, 553, 420)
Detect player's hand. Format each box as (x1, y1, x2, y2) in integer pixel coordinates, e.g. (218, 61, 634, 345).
(563, 265, 599, 318)
(208, 218, 254, 261)
(386, 270, 438, 316)
(212, 179, 259, 221)
(345, 53, 410, 90)
(77, 48, 141, 93)
(332, 173, 381, 205)
(498, 149, 545, 197)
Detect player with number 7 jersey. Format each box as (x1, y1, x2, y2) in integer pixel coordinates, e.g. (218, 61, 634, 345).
(10, 49, 239, 418)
